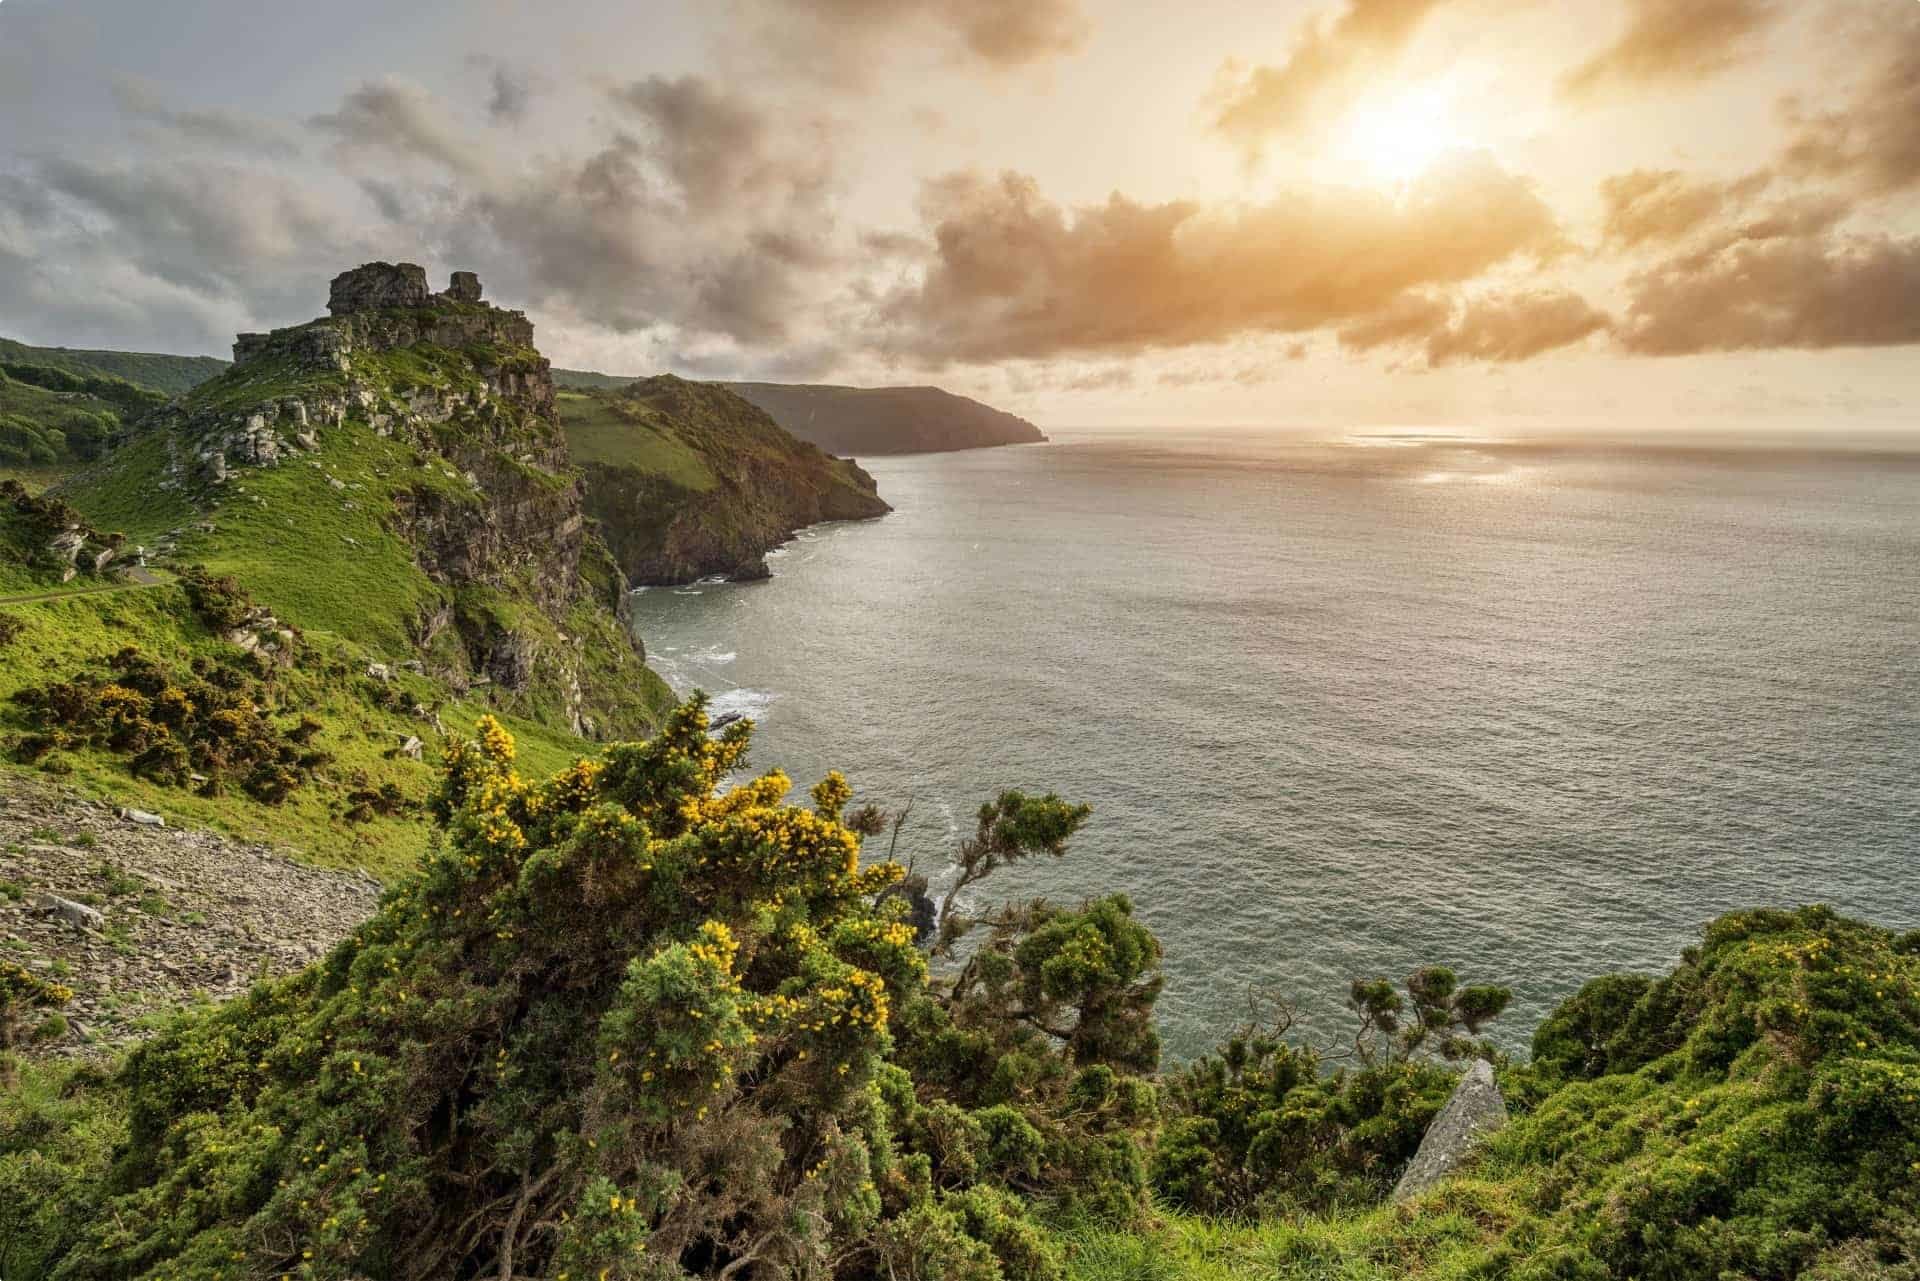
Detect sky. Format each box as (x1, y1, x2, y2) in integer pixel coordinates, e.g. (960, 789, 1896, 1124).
(1, 0, 1916, 431)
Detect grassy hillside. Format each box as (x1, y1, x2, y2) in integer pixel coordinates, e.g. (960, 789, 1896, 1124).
(554, 368, 1046, 456)
(0, 364, 167, 481)
(0, 267, 677, 872)
(561, 375, 890, 584)
(0, 701, 1911, 1280)
(0, 336, 228, 396)
(725, 381, 1047, 455)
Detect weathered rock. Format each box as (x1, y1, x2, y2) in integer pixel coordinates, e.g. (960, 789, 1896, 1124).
(120, 807, 167, 828)
(444, 270, 483, 304)
(1393, 1060, 1508, 1202)
(329, 261, 432, 315)
(366, 662, 392, 682)
(33, 892, 105, 932)
(397, 735, 424, 761)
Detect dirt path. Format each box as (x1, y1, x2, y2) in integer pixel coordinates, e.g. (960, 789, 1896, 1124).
(0, 567, 167, 608)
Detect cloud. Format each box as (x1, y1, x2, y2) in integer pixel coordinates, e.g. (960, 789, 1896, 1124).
(878, 153, 1565, 362)
(111, 79, 303, 157)
(1338, 288, 1611, 364)
(447, 77, 848, 350)
(1425, 290, 1613, 363)
(1561, 0, 1780, 101)
(0, 153, 382, 352)
(607, 76, 835, 215)
(310, 78, 484, 177)
(738, 0, 1088, 72)
(480, 60, 541, 126)
(1780, 9, 1920, 197)
(1598, 169, 1771, 249)
(1336, 291, 1453, 352)
(1210, 0, 1445, 152)
(1620, 229, 1920, 355)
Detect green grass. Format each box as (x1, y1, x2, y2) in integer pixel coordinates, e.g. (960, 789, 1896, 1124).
(0, 335, 227, 395)
(557, 389, 717, 491)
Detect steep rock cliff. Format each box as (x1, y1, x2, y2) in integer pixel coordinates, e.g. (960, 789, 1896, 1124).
(560, 376, 890, 585)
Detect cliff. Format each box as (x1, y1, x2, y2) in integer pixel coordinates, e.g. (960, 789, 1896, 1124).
(49, 262, 675, 742)
(721, 381, 1046, 455)
(560, 375, 890, 585)
(552, 369, 1047, 456)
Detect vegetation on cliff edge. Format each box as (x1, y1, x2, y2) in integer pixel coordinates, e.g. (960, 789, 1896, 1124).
(0, 700, 1911, 1280)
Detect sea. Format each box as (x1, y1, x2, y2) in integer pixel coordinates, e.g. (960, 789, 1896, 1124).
(629, 428, 1920, 1059)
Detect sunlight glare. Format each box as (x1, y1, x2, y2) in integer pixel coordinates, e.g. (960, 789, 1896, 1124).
(1338, 81, 1472, 186)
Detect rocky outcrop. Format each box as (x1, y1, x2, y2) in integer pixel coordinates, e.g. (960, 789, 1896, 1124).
(0, 780, 379, 1058)
(1393, 1060, 1510, 1202)
(328, 260, 432, 314)
(68, 263, 669, 738)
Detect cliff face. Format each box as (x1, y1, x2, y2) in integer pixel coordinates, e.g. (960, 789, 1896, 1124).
(56, 262, 674, 739)
(560, 376, 890, 586)
(720, 382, 1047, 455)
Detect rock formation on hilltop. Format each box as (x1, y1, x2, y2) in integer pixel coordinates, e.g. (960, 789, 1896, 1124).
(56, 261, 675, 740)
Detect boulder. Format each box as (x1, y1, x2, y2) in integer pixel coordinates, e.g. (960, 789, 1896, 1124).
(1393, 1060, 1508, 1202)
(328, 262, 432, 315)
(120, 807, 167, 828)
(444, 271, 484, 304)
(33, 892, 104, 932)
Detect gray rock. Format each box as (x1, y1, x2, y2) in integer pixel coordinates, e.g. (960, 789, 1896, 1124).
(397, 735, 424, 761)
(444, 270, 484, 304)
(328, 262, 432, 315)
(120, 807, 167, 828)
(34, 892, 105, 932)
(1393, 1060, 1508, 1202)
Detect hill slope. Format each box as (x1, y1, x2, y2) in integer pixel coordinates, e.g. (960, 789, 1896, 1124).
(553, 369, 1046, 455)
(723, 381, 1046, 455)
(561, 375, 890, 585)
(0, 364, 165, 474)
(0, 263, 677, 870)
(0, 336, 228, 396)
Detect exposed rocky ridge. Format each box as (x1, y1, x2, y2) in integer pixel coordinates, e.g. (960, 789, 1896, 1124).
(52, 262, 673, 740)
(0, 779, 378, 1058)
(0, 480, 134, 585)
(560, 374, 891, 585)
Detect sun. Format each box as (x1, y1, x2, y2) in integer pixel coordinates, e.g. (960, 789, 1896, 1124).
(1337, 81, 1473, 186)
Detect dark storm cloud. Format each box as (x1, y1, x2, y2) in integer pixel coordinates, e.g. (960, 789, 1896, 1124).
(1620, 229, 1920, 355)
(1561, 0, 1781, 101)
(1210, 0, 1446, 153)
(876, 154, 1565, 362)
(1780, 8, 1920, 198)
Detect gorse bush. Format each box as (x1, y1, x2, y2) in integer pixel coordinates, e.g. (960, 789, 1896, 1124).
(9, 646, 328, 802)
(19, 698, 1147, 1281)
(0, 699, 1914, 1281)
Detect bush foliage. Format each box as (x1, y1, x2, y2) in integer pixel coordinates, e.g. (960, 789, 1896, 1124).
(0, 701, 1913, 1281)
